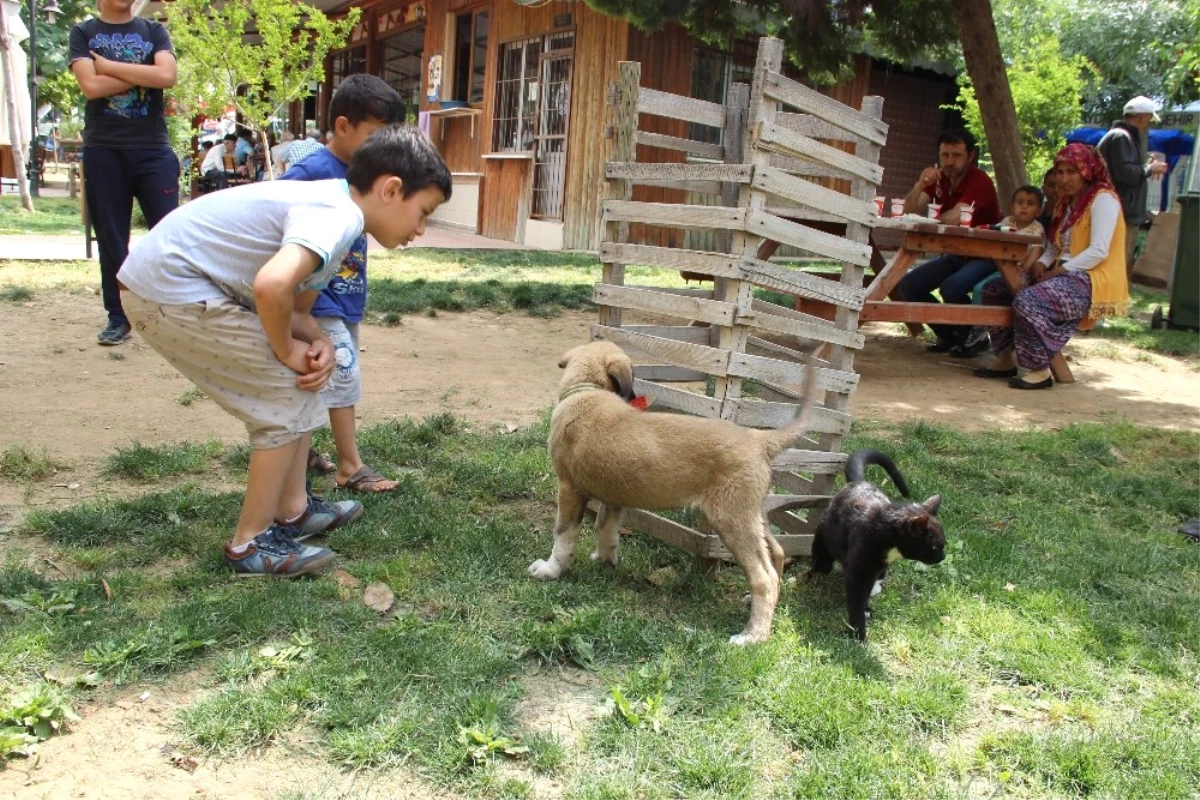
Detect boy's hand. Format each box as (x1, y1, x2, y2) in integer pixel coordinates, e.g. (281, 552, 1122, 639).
(89, 51, 113, 76)
(298, 338, 334, 391)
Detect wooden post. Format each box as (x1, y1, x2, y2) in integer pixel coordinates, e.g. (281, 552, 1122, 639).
(717, 83, 749, 257)
(598, 62, 639, 330)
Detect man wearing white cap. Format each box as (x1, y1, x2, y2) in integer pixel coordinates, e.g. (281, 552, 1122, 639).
(1097, 96, 1168, 277)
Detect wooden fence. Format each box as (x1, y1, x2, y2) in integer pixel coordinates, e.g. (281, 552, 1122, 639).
(594, 36, 886, 563)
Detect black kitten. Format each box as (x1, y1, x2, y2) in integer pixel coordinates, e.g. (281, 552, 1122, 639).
(809, 449, 945, 641)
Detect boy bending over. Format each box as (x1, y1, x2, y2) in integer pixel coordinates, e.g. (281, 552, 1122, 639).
(118, 126, 451, 576)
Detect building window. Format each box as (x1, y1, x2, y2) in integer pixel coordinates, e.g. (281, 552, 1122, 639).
(688, 39, 755, 146)
(493, 31, 574, 219)
(379, 26, 425, 124)
(452, 9, 489, 104)
(330, 46, 367, 92)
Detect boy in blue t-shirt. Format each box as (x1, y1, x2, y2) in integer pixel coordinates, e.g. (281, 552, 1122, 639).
(280, 75, 406, 493)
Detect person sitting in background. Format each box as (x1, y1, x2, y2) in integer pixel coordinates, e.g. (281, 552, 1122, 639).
(285, 128, 326, 172)
(1037, 168, 1058, 231)
(974, 144, 1127, 390)
(271, 130, 295, 177)
(234, 129, 255, 166)
(200, 133, 245, 190)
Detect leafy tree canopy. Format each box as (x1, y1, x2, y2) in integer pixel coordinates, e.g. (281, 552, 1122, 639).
(584, 0, 960, 84)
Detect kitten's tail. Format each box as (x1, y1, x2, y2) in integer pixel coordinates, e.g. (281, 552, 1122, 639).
(757, 352, 818, 461)
(845, 449, 910, 498)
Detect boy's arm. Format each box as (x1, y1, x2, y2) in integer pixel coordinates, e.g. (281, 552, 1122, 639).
(90, 50, 177, 89)
(70, 58, 134, 100)
(253, 244, 333, 388)
(292, 290, 335, 391)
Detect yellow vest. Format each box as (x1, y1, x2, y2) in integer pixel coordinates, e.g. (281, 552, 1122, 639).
(1060, 190, 1129, 325)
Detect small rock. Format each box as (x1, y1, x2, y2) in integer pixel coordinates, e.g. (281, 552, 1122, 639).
(504, 423, 519, 433)
(68, 483, 80, 490)
(139, 691, 151, 702)
(647, 566, 678, 587)
(363, 582, 395, 613)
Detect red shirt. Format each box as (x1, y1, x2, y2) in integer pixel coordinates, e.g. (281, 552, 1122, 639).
(932, 165, 1001, 227)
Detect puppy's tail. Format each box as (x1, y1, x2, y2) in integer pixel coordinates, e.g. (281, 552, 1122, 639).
(757, 352, 818, 462)
(844, 449, 910, 498)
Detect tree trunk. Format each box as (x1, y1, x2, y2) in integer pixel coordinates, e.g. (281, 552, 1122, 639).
(0, 8, 34, 212)
(951, 0, 1027, 205)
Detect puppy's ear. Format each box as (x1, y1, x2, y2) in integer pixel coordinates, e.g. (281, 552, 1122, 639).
(607, 359, 635, 400)
(922, 495, 942, 516)
(557, 346, 581, 369)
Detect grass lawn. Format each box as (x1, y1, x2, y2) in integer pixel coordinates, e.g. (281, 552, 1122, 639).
(2, 416, 1197, 797)
(0, 195, 149, 236)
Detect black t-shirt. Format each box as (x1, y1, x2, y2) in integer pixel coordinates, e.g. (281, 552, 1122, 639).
(69, 17, 174, 149)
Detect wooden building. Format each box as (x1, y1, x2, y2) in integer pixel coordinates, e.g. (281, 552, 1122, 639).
(304, 0, 958, 251)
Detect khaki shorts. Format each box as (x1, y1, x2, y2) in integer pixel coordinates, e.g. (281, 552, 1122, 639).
(122, 290, 326, 449)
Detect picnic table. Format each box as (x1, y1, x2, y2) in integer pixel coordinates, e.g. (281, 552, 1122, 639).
(862, 217, 1073, 384)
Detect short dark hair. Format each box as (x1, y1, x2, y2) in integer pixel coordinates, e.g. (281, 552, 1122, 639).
(346, 124, 453, 201)
(223, 133, 238, 143)
(328, 74, 407, 129)
(1012, 184, 1044, 205)
(937, 127, 977, 153)
(1043, 167, 1055, 182)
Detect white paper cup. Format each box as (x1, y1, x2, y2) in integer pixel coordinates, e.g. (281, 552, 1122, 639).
(927, 203, 942, 220)
(873, 196, 885, 216)
(890, 199, 905, 218)
(960, 207, 974, 227)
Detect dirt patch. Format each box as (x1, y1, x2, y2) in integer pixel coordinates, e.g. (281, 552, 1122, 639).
(0, 674, 448, 800)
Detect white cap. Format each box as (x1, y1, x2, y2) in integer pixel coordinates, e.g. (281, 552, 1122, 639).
(1123, 96, 1161, 122)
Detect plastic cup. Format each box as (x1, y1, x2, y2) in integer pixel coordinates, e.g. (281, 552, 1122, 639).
(890, 199, 905, 218)
(959, 206, 974, 227)
(873, 196, 885, 216)
(927, 203, 942, 220)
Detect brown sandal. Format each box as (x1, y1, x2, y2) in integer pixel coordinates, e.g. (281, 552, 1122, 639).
(335, 466, 399, 494)
(306, 448, 336, 475)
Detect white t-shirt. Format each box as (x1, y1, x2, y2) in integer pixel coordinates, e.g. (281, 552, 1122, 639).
(118, 179, 363, 309)
(200, 143, 229, 174)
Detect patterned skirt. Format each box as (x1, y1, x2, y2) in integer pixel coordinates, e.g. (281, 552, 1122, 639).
(983, 271, 1092, 371)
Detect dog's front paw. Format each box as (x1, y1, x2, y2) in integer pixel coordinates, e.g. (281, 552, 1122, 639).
(527, 559, 563, 580)
(589, 549, 619, 566)
(728, 631, 768, 646)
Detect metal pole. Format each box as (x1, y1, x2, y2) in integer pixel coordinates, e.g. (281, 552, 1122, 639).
(27, 0, 38, 197)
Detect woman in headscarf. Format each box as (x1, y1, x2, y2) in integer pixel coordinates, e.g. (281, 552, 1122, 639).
(973, 144, 1128, 389)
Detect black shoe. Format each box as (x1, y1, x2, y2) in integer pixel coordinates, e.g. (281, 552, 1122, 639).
(925, 338, 955, 353)
(974, 366, 1018, 379)
(948, 338, 990, 358)
(97, 319, 132, 346)
(1008, 375, 1053, 390)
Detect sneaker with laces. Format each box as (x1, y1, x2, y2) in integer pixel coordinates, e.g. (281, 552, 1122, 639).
(223, 524, 334, 577)
(98, 319, 132, 346)
(281, 493, 364, 541)
(949, 328, 990, 358)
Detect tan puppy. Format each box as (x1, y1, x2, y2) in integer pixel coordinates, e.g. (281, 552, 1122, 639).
(529, 340, 817, 645)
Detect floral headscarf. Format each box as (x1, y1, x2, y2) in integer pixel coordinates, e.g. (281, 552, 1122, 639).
(1049, 143, 1115, 240)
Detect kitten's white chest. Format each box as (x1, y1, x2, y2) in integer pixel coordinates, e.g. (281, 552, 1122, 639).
(885, 547, 902, 565)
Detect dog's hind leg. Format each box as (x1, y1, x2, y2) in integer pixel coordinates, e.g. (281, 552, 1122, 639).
(715, 510, 780, 646)
(764, 522, 784, 579)
(591, 503, 625, 566)
(529, 484, 587, 581)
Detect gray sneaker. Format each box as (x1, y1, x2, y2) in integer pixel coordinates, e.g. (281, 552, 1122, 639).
(281, 493, 364, 541)
(223, 525, 334, 577)
(98, 319, 132, 346)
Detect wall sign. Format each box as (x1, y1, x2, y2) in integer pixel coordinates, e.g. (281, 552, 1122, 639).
(426, 53, 443, 103)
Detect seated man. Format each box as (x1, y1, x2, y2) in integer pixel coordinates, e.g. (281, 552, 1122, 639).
(200, 133, 246, 190)
(898, 127, 1003, 357)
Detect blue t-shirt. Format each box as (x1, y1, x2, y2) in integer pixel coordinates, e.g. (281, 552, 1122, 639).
(279, 148, 368, 323)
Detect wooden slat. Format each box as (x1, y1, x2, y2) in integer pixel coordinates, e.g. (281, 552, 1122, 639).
(633, 364, 710, 382)
(763, 70, 888, 145)
(600, 242, 742, 279)
(768, 156, 857, 180)
(616, 325, 714, 343)
(593, 324, 730, 376)
(762, 494, 829, 513)
(772, 470, 818, 496)
(708, 531, 816, 559)
(742, 305, 865, 349)
(775, 111, 862, 144)
(728, 351, 859, 394)
(632, 379, 722, 418)
(620, 508, 708, 555)
(772, 448, 849, 473)
(761, 207, 848, 226)
(594, 284, 737, 326)
(732, 397, 851, 435)
(636, 131, 724, 160)
(753, 165, 876, 227)
(858, 301, 1013, 326)
(745, 336, 833, 371)
(755, 122, 884, 185)
(739, 257, 865, 309)
(638, 180, 724, 195)
(746, 210, 872, 266)
(605, 162, 751, 184)
(603, 200, 747, 231)
(637, 87, 726, 129)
